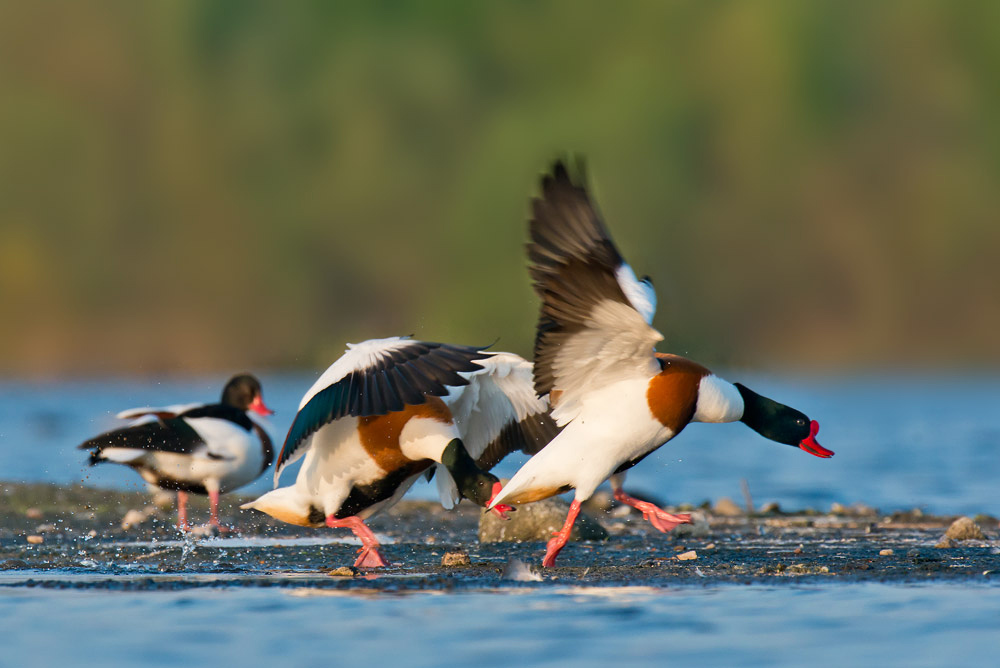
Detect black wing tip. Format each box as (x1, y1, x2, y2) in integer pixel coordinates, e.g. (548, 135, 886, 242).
(547, 156, 587, 186)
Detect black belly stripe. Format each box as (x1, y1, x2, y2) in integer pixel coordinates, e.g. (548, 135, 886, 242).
(334, 460, 432, 519)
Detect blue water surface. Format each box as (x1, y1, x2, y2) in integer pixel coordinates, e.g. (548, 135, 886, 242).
(0, 582, 997, 667)
(2, 372, 998, 516)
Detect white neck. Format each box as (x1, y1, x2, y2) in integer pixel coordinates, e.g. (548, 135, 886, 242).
(692, 375, 745, 424)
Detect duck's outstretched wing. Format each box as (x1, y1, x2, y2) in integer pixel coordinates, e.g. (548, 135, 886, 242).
(528, 160, 663, 425)
(447, 351, 559, 469)
(274, 337, 488, 484)
(79, 417, 206, 465)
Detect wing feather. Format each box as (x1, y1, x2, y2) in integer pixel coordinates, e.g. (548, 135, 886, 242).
(444, 352, 560, 470)
(274, 337, 488, 484)
(528, 161, 663, 425)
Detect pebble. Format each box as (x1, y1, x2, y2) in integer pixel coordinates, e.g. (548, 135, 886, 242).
(25, 508, 43, 519)
(327, 567, 354, 578)
(712, 498, 744, 517)
(759, 502, 781, 514)
(120, 509, 149, 531)
(704, 543, 716, 550)
(676, 550, 698, 561)
(479, 497, 608, 544)
(793, 546, 803, 555)
(944, 516, 985, 541)
(26, 535, 43, 544)
(440, 551, 471, 567)
(879, 549, 894, 556)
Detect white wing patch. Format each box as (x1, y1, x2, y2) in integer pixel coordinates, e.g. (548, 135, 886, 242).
(548, 299, 663, 426)
(185, 417, 252, 461)
(298, 336, 412, 409)
(434, 464, 460, 509)
(445, 352, 547, 461)
(615, 263, 657, 325)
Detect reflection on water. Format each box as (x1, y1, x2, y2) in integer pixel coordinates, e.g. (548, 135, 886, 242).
(0, 583, 997, 667)
(2, 373, 999, 515)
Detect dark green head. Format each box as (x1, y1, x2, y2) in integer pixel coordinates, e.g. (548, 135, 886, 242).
(734, 384, 833, 458)
(222, 374, 273, 416)
(441, 438, 501, 506)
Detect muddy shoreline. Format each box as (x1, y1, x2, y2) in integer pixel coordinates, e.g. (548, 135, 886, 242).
(2, 482, 998, 591)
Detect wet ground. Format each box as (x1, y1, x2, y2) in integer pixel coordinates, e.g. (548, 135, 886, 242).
(3, 482, 998, 591)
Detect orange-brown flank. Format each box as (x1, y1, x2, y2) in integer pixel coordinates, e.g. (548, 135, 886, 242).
(357, 397, 453, 472)
(646, 354, 709, 431)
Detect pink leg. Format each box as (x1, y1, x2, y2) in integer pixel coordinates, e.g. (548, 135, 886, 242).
(613, 488, 692, 533)
(326, 515, 389, 568)
(542, 500, 581, 568)
(176, 491, 190, 532)
(208, 489, 230, 532)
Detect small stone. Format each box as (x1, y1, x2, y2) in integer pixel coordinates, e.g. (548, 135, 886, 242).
(676, 550, 698, 561)
(704, 543, 716, 550)
(759, 502, 781, 514)
(479, 496, 608, 544)
(935, 537, 956, 549)
(327, 567, 354, 577)
(35, 524, 56, 533)
(944, 517, 985, 541)
(440, 551, 471, 567)
(673, 545, 687, 552)
(879, 549, 894, 556)
(830, 502, 847, 515)
(820, 566, 830, 573)
(87, 530, 98, 538)
(25, 508, 43, 519)
(671, 510, 710, 537)
(26, 535, 43, 544)
(1, 559, 29, 569)
(120, 509, 148, 530)
(793, 546, 803, 555)
(713, 498, 744, 517)
(582, 491, 614, 514)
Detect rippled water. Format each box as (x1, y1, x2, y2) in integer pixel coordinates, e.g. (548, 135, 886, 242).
(2, 372, 999, 515)
(1, 583, 998, 667)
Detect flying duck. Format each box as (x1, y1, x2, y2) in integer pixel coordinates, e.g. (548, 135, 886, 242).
(80, 374, 275, 532)
(242, 337, 556, 568)
(489, 161, 834, 567)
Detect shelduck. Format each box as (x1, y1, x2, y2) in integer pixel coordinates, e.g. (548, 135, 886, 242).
(489, 161, 834, 566)
(242, 337, 556, 568)
(80, 374, 275, 531)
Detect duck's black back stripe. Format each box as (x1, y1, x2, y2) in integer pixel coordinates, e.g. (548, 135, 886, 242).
(179, 403, 254, 431)
(276, 341, 489, 473)
(79, 417, 205, 460)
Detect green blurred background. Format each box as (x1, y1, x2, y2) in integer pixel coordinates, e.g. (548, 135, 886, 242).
(1, 1, 998, 377)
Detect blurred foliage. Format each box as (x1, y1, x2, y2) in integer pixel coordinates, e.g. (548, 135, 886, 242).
(1, 1, 998, 376)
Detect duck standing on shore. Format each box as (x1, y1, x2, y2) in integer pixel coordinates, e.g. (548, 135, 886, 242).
(489, 161, 834, 566)
(242, 337, 556, 568)
(80, 374, 275, 532)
